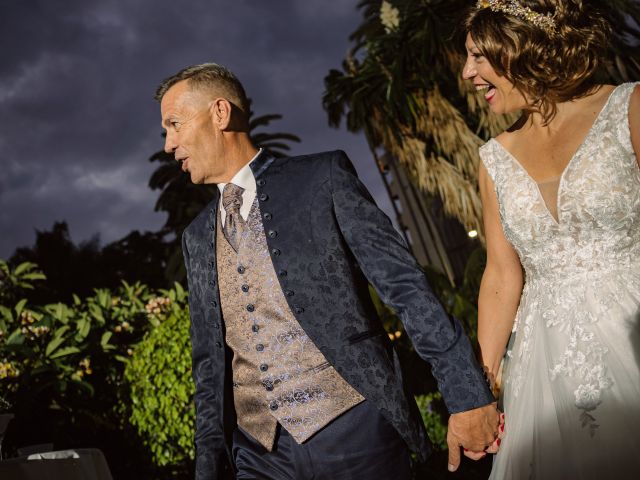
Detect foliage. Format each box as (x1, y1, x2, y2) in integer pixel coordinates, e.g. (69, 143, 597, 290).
(0, 258, 185, 478)
(0, 259, 46, 306)
(9, 223, 169, 304)
(324, 0, 640, 238)
(125, 298, 195, 470)
(415, 392, 447, 450)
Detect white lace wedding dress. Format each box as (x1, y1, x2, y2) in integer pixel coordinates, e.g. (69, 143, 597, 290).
(480, 82, 640, 479)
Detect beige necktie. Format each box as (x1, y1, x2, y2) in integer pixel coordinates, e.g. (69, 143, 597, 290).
(222, 183, 246, 252)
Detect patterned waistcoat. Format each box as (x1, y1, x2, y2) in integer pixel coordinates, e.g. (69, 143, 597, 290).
(216, 199, 364, 451)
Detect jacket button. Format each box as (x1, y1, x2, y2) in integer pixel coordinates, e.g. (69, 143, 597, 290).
(286, 290, 294, 297)
(263, 381, 274, 392)
(209, 280, 216, 287)
(237, 266, 246, 274)
(246, 304, 255, 312)
(216, 341, 222, 349)
(263, 212, 272, 220)
(294, 306, 304, 314)
(257, 179, 266, 187)
(212, 300, 218, 308)
(278, 270, 287, 277)
(259, 363, 268, 372)
(252, 324, 260, 333)
(271, 248, 281, 256)
(259, 193, 269, 201)
(241, 284, 249, 292)
(256, 343, 265, 352)
(268, 230, 277, 238)
(269, 401, 278, 411)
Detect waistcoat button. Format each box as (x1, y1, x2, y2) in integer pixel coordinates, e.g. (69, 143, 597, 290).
(259, 363, 268, 372)
(241, 284, 249, 292)
(271, 248, 281, 256)
(268, 230, 277, 238)
(237, 266, 245, 274)
(252, 324, 260, 333)
(256, 343, 264, 352)
(246, 304, 255, 312)
(259, 193, 269, 201)
(278, 270, 287, 277)
(269, 401, 278, 411)
(263, 212, 272, 220)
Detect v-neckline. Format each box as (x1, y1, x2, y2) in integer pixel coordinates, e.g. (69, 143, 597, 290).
(490, 84, 620, 226)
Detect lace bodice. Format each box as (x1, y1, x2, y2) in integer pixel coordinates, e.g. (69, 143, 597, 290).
(480, 82, 640, 284)
(480, 83, 640, 416)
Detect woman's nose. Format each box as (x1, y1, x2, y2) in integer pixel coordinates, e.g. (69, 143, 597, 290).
(462, 59, 476, 80)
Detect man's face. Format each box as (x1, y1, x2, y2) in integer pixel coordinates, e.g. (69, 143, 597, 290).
(462, 33, 528, 115)
(160, 80, 222, 184)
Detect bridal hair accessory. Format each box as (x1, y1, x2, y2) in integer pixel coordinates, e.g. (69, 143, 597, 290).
(476, 0, 557, 35)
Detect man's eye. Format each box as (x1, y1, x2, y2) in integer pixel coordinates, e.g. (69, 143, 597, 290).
(171, 121, 181, 129)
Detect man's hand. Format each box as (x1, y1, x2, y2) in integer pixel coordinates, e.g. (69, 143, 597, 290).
(446, 402, 503, 472)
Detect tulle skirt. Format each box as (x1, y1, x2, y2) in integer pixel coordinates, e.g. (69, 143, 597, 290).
(490, 267, 640, 479)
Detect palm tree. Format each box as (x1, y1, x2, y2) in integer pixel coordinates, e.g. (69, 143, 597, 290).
(148, 105, 301, 282)
(323, 0, 640, 239)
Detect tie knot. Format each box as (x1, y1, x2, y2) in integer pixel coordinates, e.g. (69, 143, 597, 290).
(222, 183, 244, 212)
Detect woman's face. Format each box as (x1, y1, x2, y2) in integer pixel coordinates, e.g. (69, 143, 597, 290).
(462, 33, 528, 114)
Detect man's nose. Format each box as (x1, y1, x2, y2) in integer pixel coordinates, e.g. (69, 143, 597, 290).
(462, 59, 476, 80)
(164, 133, 177, 154)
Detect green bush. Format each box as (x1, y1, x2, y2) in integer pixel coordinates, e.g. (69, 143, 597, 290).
(415, 392, 447, 450)
(124, 300, 195, 468)
(0, 258, 189, 477)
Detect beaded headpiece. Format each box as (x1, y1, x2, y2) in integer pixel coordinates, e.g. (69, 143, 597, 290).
(476, 0, 557, 35)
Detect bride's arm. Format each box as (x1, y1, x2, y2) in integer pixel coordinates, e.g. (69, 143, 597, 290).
(477, 162, 523, 382)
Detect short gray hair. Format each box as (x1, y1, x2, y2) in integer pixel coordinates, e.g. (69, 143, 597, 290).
(154, 63, 249, 114)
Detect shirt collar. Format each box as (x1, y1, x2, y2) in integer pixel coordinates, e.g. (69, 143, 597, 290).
(217, 148, 262, 195)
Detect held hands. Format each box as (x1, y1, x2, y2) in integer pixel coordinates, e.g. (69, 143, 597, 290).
(446, 402, 505, 472)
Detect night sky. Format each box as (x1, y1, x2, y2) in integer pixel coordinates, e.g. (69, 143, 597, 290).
(0, 0, 393, 258)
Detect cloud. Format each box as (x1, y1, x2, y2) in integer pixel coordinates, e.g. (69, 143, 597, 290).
(0, 0, 392, 258)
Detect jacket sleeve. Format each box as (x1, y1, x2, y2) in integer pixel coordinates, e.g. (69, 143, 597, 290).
(329, 151, 494, 413)
(182, 231, 227, 480)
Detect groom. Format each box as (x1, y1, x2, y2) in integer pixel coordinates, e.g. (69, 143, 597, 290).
(156, 63, 500, 480)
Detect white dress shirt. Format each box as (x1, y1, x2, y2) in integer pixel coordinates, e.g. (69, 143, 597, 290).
(217, 148, 262, 227)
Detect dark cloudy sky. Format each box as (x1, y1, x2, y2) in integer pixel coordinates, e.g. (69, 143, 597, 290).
(0, 0, 393, 258)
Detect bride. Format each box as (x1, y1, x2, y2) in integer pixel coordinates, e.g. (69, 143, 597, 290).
(463, 0, 640, 478)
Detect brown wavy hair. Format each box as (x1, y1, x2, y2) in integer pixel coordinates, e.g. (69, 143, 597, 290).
(465, 0, 611, 123)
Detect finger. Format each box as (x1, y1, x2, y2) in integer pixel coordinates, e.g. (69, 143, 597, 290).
(447, 433, 461, 472)
(463, 448, 487, 460)
(485, 437, 501, 454)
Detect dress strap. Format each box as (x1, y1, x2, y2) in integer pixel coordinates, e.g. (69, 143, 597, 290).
(479, 139, 512, 191)
(609, 82, 640, 156)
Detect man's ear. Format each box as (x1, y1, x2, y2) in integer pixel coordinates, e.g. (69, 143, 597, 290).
(209, 98, 232, 130)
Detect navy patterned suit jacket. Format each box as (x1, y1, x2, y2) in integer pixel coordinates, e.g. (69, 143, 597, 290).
(182, 150, 494, 480)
